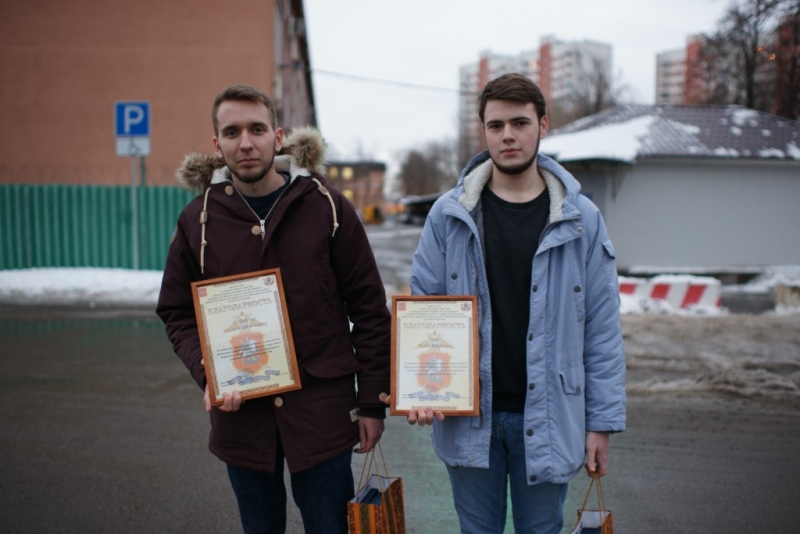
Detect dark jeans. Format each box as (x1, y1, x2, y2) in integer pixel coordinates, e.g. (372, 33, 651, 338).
(226, 449, 354, 534)
(446, 412, 567, 533)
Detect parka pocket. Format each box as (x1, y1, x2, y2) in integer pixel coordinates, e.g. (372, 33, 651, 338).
(602, 239, 616, 259)
(559, 365, 585, 396)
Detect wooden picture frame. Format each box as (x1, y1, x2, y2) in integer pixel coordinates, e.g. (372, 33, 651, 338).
(390, 295, 479, 417)
(191, 268, 301, 406)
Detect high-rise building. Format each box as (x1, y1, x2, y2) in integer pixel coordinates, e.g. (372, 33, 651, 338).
(655, 48, 687, 104)
(539, 36, 613, 108)
(458, 36, 612, 162)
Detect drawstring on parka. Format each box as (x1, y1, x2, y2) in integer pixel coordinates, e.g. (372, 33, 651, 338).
(175, 126, 332, 275)
(312, 178, 339, 237)
(199, 187, 212, 274)
(198, 177, 339, 274)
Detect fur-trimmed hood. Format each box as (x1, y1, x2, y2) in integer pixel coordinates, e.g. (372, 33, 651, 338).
(175, 126, 328, 192)
(174, 126, 340, 274)
(455, 151, 581, 225)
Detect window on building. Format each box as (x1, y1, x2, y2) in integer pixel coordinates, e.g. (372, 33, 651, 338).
(329, 166, 339, 179)
(343, 189, 354, 201)
(342, 167, 353, 180)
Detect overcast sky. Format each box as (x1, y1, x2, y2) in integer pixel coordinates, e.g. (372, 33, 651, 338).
(303, 0, 730, 170)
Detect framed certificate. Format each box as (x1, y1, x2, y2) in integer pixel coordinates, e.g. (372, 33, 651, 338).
(390, 295, 479, 416)
(191, 268, 301, 406)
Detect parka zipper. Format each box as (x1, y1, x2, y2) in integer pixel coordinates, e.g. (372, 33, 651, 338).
(227, 179, 291, 241)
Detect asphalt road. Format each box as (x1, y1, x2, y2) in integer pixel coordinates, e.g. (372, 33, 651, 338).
(1, 223, 798, 533)
(2, 305, 799, 533)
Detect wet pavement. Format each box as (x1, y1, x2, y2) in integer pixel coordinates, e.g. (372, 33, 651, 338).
(1, 223, 799, 532)
(3, 308, 799, 533)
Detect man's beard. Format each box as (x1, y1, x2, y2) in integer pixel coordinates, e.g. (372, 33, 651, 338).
(491, 137, 540, 175)
(226, 142, 276, 184)
(232, 165, 269, 184)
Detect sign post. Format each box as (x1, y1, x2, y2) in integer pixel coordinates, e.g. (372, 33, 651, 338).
(115, 101, 151, 270)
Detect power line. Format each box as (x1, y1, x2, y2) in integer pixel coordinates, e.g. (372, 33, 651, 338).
(280, 62, 477, 96)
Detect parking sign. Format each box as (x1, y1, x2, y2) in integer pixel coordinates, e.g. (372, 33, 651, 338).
(115, 102, 150, 136)
(115, 101, 151, 156)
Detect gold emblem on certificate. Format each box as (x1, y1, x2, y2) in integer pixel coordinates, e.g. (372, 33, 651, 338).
(390, 296, 479, 416)
(192, 269, 301, 406)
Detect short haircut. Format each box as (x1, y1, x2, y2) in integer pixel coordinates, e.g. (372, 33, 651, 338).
(478, 73, 547, 123)
(211, 84, 278, 134)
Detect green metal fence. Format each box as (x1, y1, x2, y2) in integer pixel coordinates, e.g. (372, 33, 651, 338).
(0, 184, 196, 271)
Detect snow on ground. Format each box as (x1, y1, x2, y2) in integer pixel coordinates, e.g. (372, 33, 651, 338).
(1, 265, 798, 403)
(1, 265, 799, 315)
(621, 266, 800, 316)
(0, 268, 163, 307)
(724, 265, 800, 293)
(622, 312, 800, 404)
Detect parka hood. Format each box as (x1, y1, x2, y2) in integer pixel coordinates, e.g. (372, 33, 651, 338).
(455, 151, 581, 225)
(174, 126, 340, 274)
(175, 126, 328, 192)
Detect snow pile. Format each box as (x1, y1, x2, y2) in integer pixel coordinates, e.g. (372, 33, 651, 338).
(727, 265, 800, 293)
(0, 265, 798, 315)
(624, 311, 800, 402)
(0, 268, 163, 307)
(786, 142, 800, 160)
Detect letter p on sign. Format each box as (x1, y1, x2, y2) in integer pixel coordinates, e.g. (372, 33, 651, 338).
(115, 101, 150, 137)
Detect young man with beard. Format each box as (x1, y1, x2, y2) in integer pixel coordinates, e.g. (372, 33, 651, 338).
(157, 84, 391, 534)
(405, 73, 626, 533)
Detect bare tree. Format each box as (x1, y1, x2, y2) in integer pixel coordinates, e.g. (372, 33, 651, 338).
(725, 0, 783, 109)
(549, 54, 627, 129)
(773, 2, 800, 119)
(573, 55, 615, 116)
(697, 0, 797, 114)
(398, 139, 460, 196)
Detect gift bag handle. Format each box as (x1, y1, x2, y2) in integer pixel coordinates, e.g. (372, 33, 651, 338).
(579, 473, 606, 513)
(356, 442, 390, 490)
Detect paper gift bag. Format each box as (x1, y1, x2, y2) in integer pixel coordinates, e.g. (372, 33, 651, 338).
(568, 474, 613, 534)
(347, 443, 406, 534)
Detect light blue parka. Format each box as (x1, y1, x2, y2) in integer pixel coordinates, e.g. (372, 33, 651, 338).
(410, 151, 626, 485)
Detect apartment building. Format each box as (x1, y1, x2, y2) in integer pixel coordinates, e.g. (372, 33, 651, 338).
(655, 48, 687, 104)
(458, 36, 612, 161)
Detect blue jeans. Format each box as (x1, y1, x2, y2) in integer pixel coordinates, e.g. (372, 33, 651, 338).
(446, 412, 567, 534)
(226, 448, 354, 534)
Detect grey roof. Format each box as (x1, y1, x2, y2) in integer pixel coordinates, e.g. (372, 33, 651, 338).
(542, 104, 800, 163)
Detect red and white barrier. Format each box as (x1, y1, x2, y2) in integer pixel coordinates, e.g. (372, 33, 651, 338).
(618, 277, 650, 300)
(619, 275, 722, 310)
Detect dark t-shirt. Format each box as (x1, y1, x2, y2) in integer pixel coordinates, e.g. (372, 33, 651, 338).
(482, 184, 550, 413)
(242, 172, 290, 219)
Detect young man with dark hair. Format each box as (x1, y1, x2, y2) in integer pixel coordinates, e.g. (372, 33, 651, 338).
(405, 73, 626, 533)
(157, 84, 391, 534)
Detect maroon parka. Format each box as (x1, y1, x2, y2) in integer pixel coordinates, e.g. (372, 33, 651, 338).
(156, 128, 391, 473)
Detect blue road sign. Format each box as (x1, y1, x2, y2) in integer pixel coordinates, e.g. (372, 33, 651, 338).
(115, 101, 150, 137)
